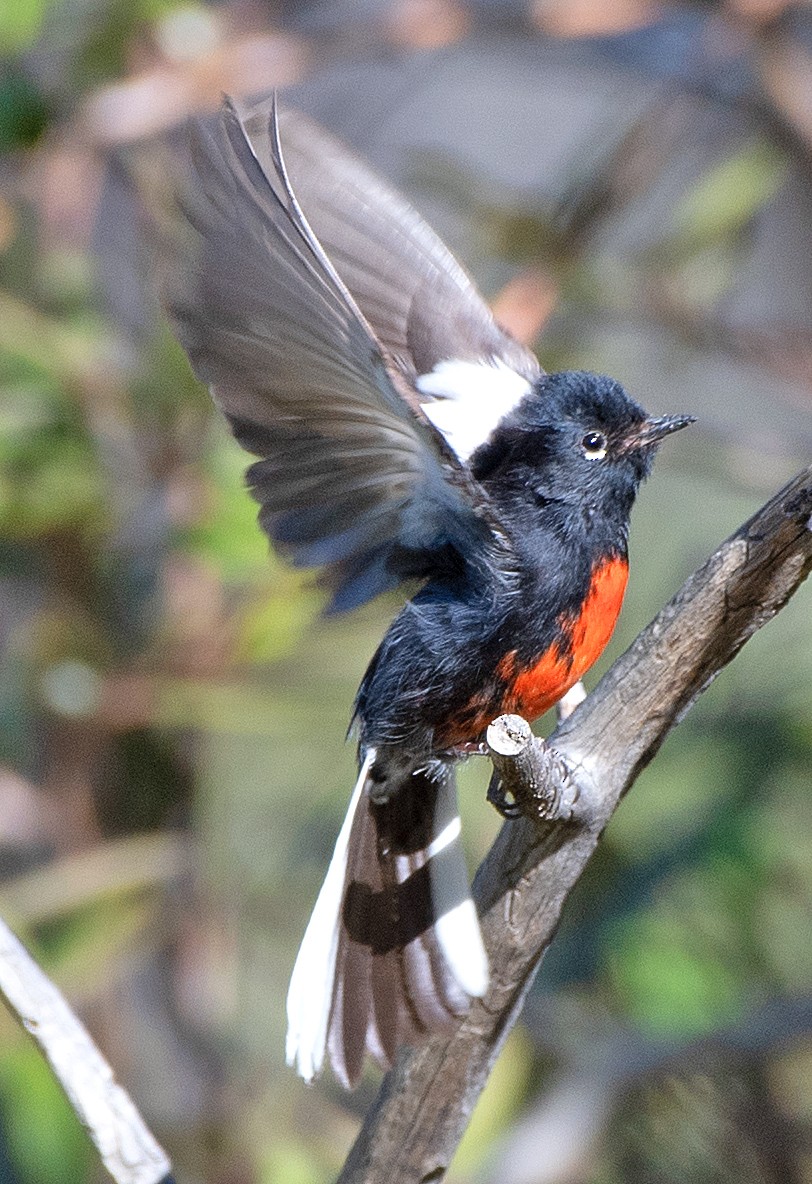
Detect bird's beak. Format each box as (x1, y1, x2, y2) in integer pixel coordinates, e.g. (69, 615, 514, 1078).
(623, 414, 696, 450)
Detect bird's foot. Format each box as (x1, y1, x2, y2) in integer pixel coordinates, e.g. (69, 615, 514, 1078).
(486, 772, 523, 819)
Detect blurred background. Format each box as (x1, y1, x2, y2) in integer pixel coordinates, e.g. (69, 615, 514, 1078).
(1, 0, 811, 1181)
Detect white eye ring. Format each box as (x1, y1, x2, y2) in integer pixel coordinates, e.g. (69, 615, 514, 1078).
(582, 431, 607, 460)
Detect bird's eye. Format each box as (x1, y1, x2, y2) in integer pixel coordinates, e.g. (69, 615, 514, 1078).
(581, 431, 607, 459)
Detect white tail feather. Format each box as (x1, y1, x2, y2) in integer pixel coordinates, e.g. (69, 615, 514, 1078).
(286, 755, 489, 1084)
(427, 778, 489, 999)
(286, 749, 375, 1082)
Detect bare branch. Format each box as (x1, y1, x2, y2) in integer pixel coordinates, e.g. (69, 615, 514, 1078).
(0, 916, 173, 1184)
(338, 466, 812, 1184)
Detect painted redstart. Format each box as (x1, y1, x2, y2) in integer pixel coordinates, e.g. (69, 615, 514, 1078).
(162, 95, 693, 1088)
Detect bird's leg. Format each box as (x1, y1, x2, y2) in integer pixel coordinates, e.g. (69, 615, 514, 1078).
(453, 741, 520, 816)
(486, 714, 579, 825)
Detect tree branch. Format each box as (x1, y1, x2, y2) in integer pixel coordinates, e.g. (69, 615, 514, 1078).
(0, 916, 173, 1184)
(338, 466, 812, 1184)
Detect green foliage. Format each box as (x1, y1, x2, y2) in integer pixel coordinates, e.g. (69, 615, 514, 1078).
(0, 1042, 92, 1184)
(0, 0, 52, 54)
(187, 446, 268, 575)
(608, 874, 752, 1038)
(673, 141, 787, 247)
(0, 67, 49, 147)
(259, 1139, 328, 1184)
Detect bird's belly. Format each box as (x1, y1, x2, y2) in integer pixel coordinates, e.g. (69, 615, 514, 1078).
(434, 555, 628, 747)
(506, 555, 629, 720)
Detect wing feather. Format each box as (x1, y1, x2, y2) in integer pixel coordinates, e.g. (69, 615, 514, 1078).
(239, 98, 541, 385)
(162, 98, 511, 609)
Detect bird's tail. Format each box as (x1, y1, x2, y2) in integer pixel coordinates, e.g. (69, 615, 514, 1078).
(285, 750, 489, 1088)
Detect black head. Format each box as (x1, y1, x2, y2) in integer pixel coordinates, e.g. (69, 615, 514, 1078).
(470, 370, 693, 528)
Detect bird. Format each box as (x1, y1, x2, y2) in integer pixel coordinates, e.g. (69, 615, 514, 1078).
(161, 94, 693, 1089)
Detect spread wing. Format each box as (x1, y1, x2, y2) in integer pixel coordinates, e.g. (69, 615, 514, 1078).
(239, 98, 540, 385)
(162, 98, 527, 611)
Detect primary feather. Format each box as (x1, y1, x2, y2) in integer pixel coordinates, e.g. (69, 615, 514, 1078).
(239, 101, 540, 386)
(162, 97, 533, 610)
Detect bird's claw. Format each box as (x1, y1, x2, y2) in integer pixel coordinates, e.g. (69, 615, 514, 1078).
(486, 774, 523, 820)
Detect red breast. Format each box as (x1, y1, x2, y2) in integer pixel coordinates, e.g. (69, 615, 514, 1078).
(437, 555, 629, 747)
(503, 554, 629, 720)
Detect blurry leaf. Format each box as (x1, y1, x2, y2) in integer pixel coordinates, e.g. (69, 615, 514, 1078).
(70, 0, 181, 89)
(0, 66, 49, 147)
(609, 734, 736, 857)
(608, 868, 752, 1039)
(643, 140, 790, 315)
(35, 248, 95, 311)
(0, 343, 108, 538)
(0, 0, 52, 53)
(130, 323, 211, 427)
(34, 895, 157, 997)
(187, 437, 324, 661)
(0, 1043, 91, 1184)
(673, 140, 788, 246)
(669, 859, 758, 956)
(663, 242, 737, 309)
(0, 293, 103, 382)
(0, 435, 105, 536)
(260, 1138, 326, 1184)
(184, 438, 272, 582)
(611, 924, 747, 1037)
(234, 580, 319, 665)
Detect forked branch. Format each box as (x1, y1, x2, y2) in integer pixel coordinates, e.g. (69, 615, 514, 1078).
(338, 465, 812, 1184)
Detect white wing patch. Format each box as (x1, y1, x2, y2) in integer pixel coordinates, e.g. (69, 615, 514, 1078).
(417, 358, 532, 462)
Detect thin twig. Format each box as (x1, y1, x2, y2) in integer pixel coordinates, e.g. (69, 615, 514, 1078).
(0, 917, 173, 1184)
(337, 466, 812, 1184)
